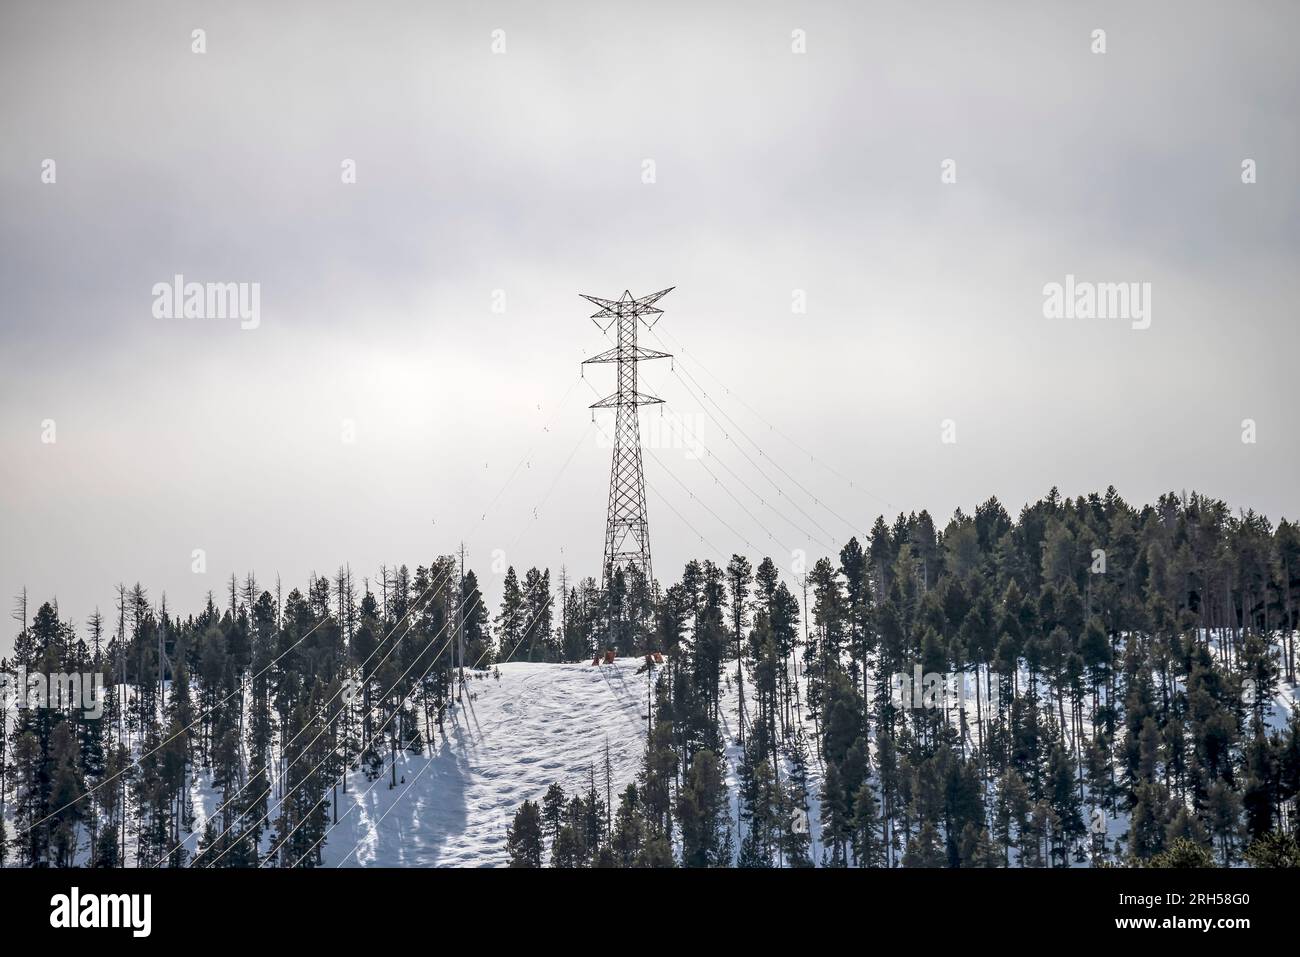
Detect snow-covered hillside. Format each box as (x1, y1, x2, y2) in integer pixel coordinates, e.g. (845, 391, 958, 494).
(9, 636, 1291, 868)
(316, 659, 656, 867)
(269, 634, 1297, 868)
(301, 655, 827, 867)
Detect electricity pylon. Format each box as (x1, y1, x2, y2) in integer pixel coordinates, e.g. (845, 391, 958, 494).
(581, 287, 674, 592)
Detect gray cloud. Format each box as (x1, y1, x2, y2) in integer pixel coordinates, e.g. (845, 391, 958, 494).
(2, 0, 1297, 648)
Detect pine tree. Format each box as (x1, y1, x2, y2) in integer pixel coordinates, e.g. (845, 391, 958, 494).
(1147, 837, 1214, 868)
(1243, 829, 1300, 867)
(542, 782, 566, 850)
(495, 567, 523, 662)
(902, 820, 945, 867)
(1204, 781, 1242, 865)
(551, 825, 581, 868)
(851, 781, 884, 867)
(678, 749, 726, 867)
(507, 799, 544, 867)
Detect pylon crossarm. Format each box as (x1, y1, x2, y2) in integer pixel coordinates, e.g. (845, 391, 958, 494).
(582, 346, 671, 365)
(631, 287, 675, 310)
(582, 346, 621, 364)
(580, 286, 674, 321)
(588, 391, 664, 409)
(579, 293, 621, 314)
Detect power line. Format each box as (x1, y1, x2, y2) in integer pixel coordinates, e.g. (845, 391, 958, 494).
(152, 374, 588, 865)
(22, 609, 335, 838)
(197, 408, 591, 866)
(655, 399, 836, 552)
(199, 531, 571, 865)
(156, 563, 461, 864)
(205, 562, 535, 869)
(585, 377, 791, 551)
(225, 616, 458, 869)
(311, 586, 562, 868)
(194, 595, 456, 866)
(649, 323, 893, 514)
(660, 361, 843, 546)
(596, 418, 807, 594)
(473, 372, 586, 525)
(263, 575, 561, 867)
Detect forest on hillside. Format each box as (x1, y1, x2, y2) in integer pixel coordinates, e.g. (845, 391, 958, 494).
(3, 487, 1300, 868)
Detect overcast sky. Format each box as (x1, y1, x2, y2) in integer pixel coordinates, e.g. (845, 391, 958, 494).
(2, 0, 1297, 651)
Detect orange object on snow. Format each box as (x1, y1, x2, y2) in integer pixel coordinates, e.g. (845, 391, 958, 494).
(604, 649, 616, 664)
(653, 652, 664, 664)
(591, 655, 601, 666)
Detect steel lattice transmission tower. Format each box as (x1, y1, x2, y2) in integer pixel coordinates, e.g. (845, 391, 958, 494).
(581, 287, 674, 590)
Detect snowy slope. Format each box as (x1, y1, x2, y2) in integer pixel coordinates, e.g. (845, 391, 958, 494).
(319, 658, 654, 867)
